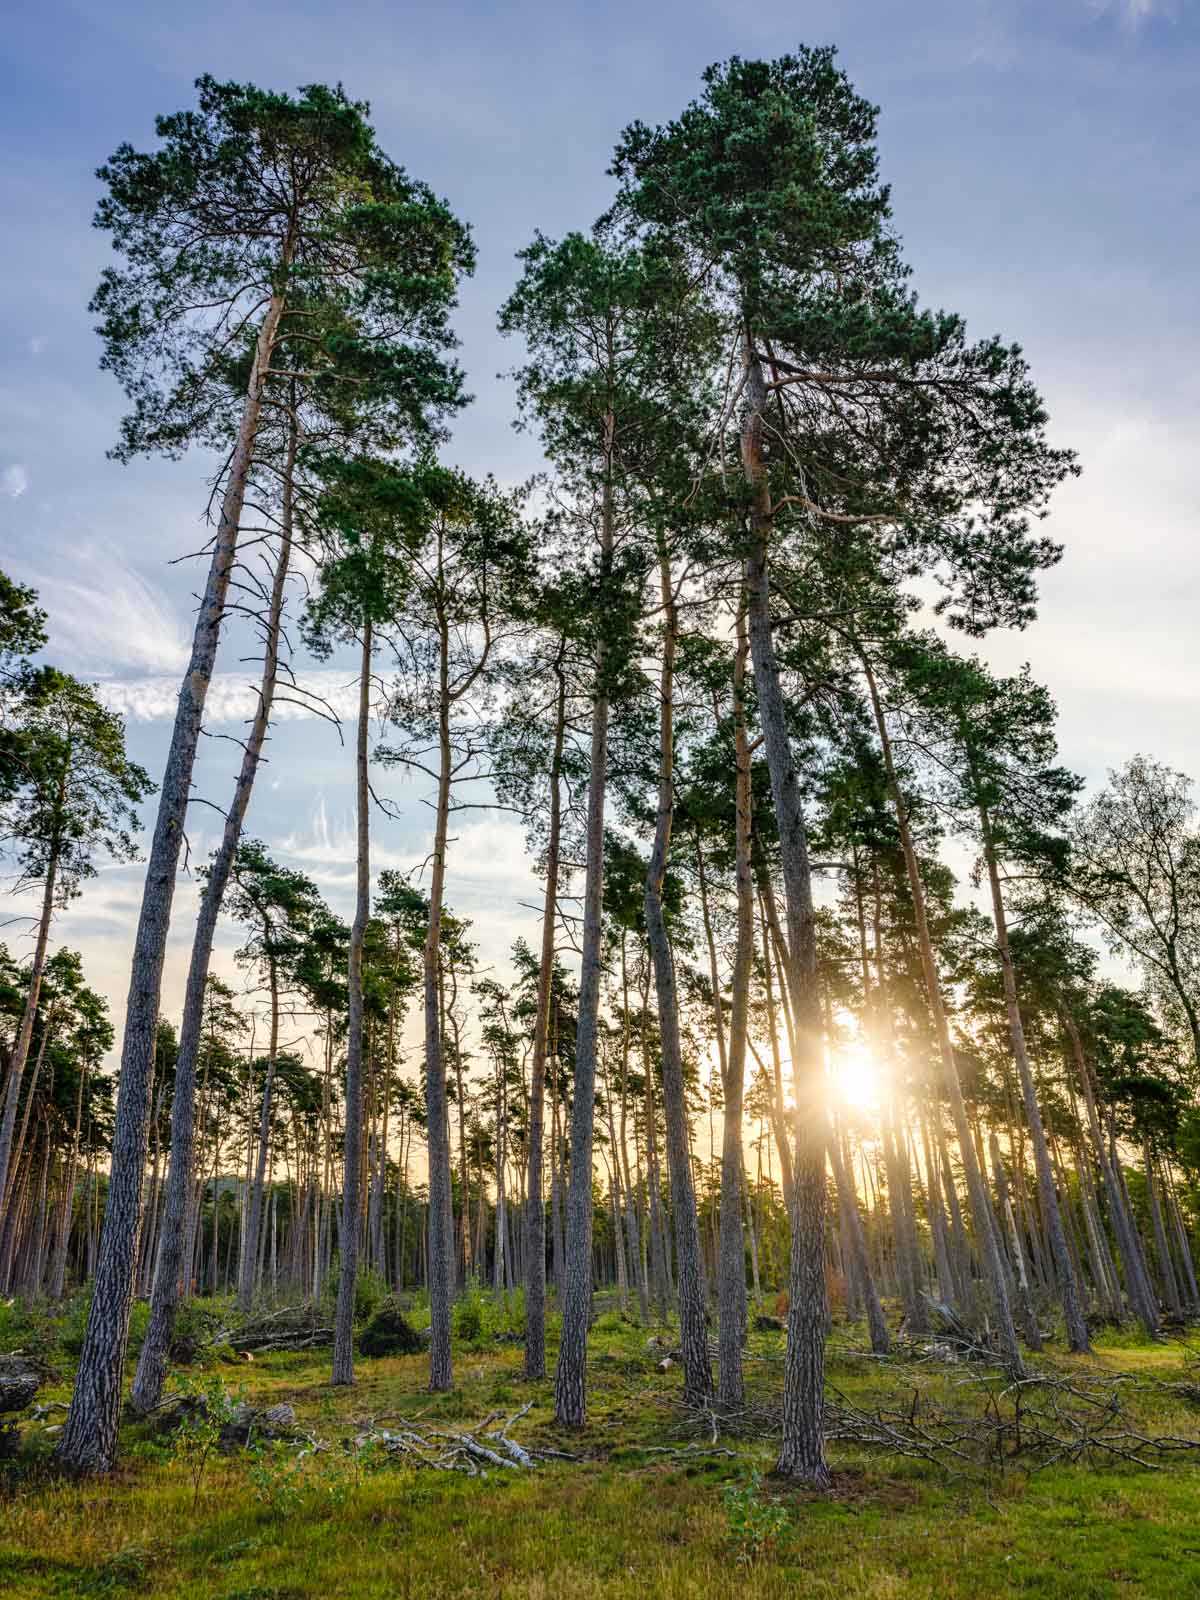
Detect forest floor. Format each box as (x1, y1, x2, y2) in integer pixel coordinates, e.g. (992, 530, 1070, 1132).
(3, 1298, 1200, 1599)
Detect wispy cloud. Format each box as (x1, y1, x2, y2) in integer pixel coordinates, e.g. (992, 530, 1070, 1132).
(98, 667, 363, 723)
(1087, 0, 1163, 26)
(25, 544, 189, 677)
(2, 464, 28, 498)
(279, 799, 540, 895)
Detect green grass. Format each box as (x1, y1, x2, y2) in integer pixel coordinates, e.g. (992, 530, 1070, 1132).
(4, 1306, 1200, 1598)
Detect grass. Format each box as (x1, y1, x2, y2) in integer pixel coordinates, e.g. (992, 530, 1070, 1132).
(4, 1303, 1200, 1598)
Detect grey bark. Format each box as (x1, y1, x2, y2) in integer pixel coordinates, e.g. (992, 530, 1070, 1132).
(979, 804, 1090, 1352)
(740, 339, 829, 1487)
(989, 1131, 1043, 1350)
(56, 290, 286, 1475)
(553, 410, 615, 1428)
(424, 609, 456, 1391)
(332, 618, 372, 1386)
(863, 653, 1025, 1377)
(524, 661, 565, 1378)
(239, 965, 280, 1314)
(49, 1056, 87, 1300)
(0, 855, 59, 1221)
(1067, 1015, 1159, 1335)
(643, 539, 712, 1405)
(718, 610, 753, 1407)
(1142, 1137, 1181, 1315)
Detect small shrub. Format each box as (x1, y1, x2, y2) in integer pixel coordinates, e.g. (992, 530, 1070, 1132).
(452, 1291, 484, 1345)
(168, 1301, 220, 1365)
(723, 1469, 791, 1567)
(321, 1265, 387, 1325)
(168, 1373, 241, 1511)
(359, 1297, 423, 1357)
(752, 1314, 785, 1333)
(249, 1437, 387, 1516)
(60, 1288, 93, 1360)
(127, 1299, 151, 1355)
(451, 1281, 525, 1347)
(247, 1437, 306, 1516)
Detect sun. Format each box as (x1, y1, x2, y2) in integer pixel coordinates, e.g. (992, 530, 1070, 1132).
(833, 1041, 881, 1109)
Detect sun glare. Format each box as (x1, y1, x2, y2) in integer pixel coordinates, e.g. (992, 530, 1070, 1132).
(833, 1042, 881, 1109)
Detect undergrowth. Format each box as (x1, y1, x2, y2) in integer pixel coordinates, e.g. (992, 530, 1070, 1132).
(2, 1299, 1200, 1597)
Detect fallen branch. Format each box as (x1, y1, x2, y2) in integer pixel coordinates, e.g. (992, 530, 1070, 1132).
(351, 1404, 575, 1476)
(663, 1365, 1200, 1481)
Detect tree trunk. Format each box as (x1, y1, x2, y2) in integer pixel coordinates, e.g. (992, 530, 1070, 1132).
(1066, 1014, 1158, 1334)
(0, 853, 59, 1220)
(524, 662, 565, 1378)
(1143, 1136, 1181, 1316)
(49, 1056, 87, 1300)
(554, 409, 615, 1428)
(57, 288, 287, 1475)
(718, 609, 753, 1407)
(989, 1131, 1042, 1350)
(740, 336, 830, 1486)
(240, 963, 280, 1314)
(332, 618, 372, 1386)
(860, 860, 929, 1333)
(829, 1113, 890, 1354)
(132, 437, 294, 1408)
(1163, 1161, 1200, 1311)
(0, 1005, 57, 1292)
(979, 803, 1090, 1353)
(424, 608, 456, 1392)
(643, 538, 712, 1404)
(862, 652, 1024, 1377)
(617, 948, 648, 1325)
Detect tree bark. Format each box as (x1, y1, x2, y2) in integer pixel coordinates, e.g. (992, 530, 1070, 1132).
(643, 538, 712, 1404)
(554, 407, 615, 1428)
(524, 661, 565, 1378)
(740, 336, 829, 1486)
(979, 802, 1090, 1353)
(49, 1055, 87, 1300)
(718, 609, 753, 1407)
(57, 288, 287, 1475)
(860, 859, 929, 1333)
(240, 962, 280, 1314)
(862, 653, 1024, 1377)
(332, 617, 372, 1385)
(1066, 1014, 1159, 1335)
(424, 605, 456, 1391)
(989, 1131, 1043, 1350)
(0, 851, 59, 1220)
(1142, 1135, 1181, 1316)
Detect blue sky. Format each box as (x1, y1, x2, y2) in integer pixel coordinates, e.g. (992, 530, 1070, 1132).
(1, 0, 1198, 1054)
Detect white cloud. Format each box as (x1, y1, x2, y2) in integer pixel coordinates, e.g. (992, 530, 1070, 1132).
(2, 464, 28, 498)
(26, 545, 189, 677)
(98, 667, 363, 723)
